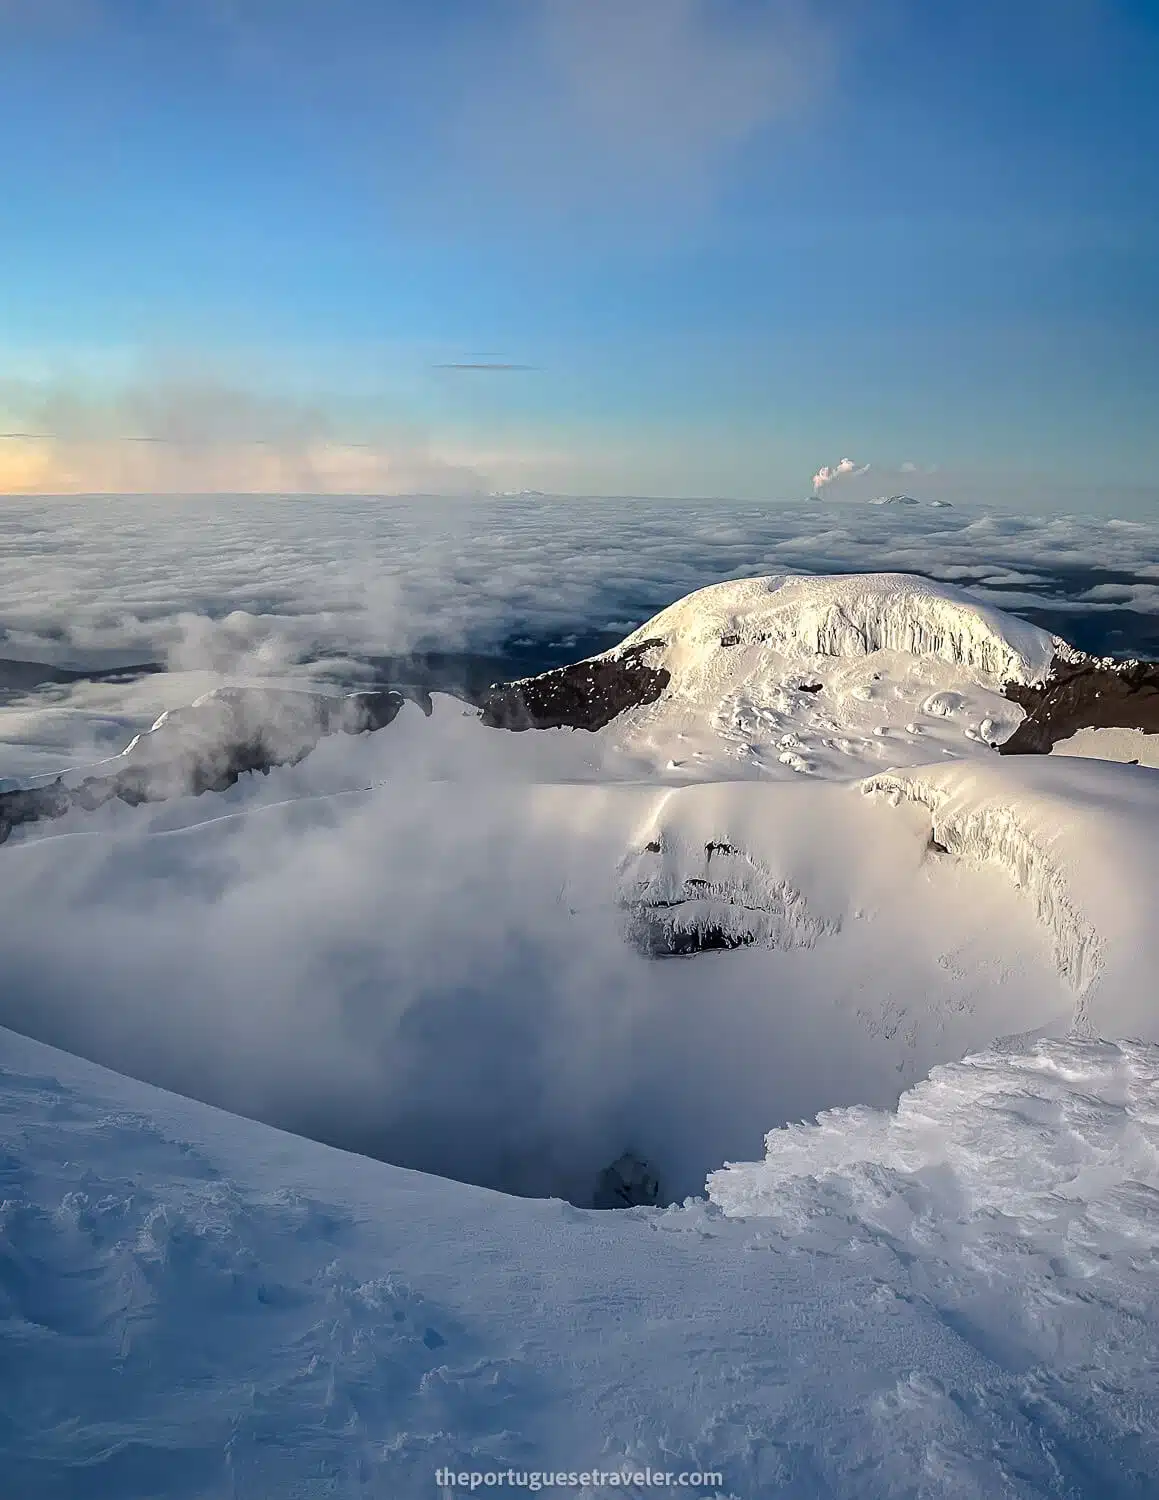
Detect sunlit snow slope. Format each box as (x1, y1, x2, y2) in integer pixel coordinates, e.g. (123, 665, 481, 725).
(530, 571, 1063, 780)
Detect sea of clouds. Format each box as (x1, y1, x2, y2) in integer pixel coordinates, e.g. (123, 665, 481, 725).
(4, 492, 1159, 659)
(2, 491, 1157, 775)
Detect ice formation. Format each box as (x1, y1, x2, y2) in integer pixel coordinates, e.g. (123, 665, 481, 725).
(4, 1021, 1158, 1498)
(709, 1035, 1159, 1336)
(617, 572, 1057, 686)
(863, 769, 1103, 999)
(617, 833, 839, 957)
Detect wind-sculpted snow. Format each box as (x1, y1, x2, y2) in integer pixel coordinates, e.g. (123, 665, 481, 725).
(708, 1037, 1159, 1484)
(4, 1023, 1159, 1498)
(710, 1034, 1159, 1222)
(619, 572, 1058, 685)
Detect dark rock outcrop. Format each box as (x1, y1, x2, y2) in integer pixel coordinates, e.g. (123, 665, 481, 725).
(592, 1152, 661, 1210)
(1002, 657, 1159, 755)
(479, 639, 670, 732)
(0, 687, 405, 845)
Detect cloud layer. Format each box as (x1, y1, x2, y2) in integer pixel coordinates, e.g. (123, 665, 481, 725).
(2, 491, 1159, 778)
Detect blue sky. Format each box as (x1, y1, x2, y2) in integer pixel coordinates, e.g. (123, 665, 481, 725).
(1, 0, 1157, 505)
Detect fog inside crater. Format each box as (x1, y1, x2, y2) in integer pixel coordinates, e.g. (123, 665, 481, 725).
(0, 727, 1076, 1206)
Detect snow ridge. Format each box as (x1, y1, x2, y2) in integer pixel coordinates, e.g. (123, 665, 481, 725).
(863, 771, 1103, 1009)
(620, 572, 1057, 685)
(707, 1037, 1159, 1486)
(708, 1036, 1159, 1333)
(709, 1034, 1159, 1221)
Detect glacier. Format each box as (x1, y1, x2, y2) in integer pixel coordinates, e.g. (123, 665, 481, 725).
(616, 571, 1058, 685)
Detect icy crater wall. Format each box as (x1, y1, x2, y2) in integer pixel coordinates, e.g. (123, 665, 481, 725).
(616, 835, 840, 957)
(863, 771, 1104, 1012)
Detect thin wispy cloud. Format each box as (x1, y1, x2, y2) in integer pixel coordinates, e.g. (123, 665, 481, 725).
(445, 0, 835, 229)
(432, 363, 538, 372)
(3, 2, 1154, 504)
(197, 0, 838, 237)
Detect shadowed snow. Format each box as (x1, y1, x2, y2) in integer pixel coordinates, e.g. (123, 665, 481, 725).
(3, 1024, 1158, 1498)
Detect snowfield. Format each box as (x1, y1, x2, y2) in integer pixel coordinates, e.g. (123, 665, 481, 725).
(617, 572, 1058, 684)
(3, 1024, 1157, 1499)
(2, 565, 1159, 1497)
(585, 573, 1063, 782)
(1052, 725, 1159, 769)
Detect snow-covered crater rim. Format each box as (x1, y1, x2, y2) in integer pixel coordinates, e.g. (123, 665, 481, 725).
(861, 769, 1104, 1005)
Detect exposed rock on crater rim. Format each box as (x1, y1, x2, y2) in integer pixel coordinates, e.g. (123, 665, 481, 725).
(479, 639, 670, 732)
(1001, 655, 1159, 755)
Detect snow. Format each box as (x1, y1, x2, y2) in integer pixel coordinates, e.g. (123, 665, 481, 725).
(617, 572, 1057, 685)
(0, 770, 1082, 1209)
(861, 756, 1159, 1038)
(1, 683, 376, 796)
(3, 1022, 1158, 1498)
(2, 564, 1159, 1495)
(0, 570, 1061, 799)
(708, 1035, 1159, 1491)
(1052, 725, 1159, 768)
(710, 1035, 1159, 1235)
(590, 573, 1056, 781)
